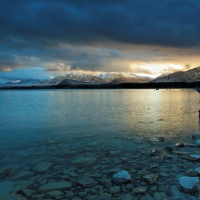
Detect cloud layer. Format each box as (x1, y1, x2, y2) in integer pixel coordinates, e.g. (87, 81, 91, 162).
(0, 0, 200, 78)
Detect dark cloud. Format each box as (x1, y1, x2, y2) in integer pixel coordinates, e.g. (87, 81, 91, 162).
(0, 0, 200, 74)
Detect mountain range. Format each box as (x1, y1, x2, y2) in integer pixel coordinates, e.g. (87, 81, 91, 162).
(151, 66, 200, 83)
(1, 66, 200, 86)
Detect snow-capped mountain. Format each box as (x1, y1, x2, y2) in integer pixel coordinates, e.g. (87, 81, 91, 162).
(47, 72, 152, 85)
(151, 67, 200, 83)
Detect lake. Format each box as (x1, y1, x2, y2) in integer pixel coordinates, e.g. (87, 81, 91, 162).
(0, 89, 200, 199)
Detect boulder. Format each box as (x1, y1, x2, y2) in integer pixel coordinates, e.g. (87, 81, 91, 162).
(179, 176, 199, 194)
(109, 186, 120, 194)
(178, 176, 199, 194)
(175, 143, 184, 147)
(132, 186, 147, 194)
(112, 170, 131, 184)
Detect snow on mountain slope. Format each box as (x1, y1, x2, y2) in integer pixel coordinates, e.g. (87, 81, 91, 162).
(47, 72, 152, 85)
(151, 66, 200, 83)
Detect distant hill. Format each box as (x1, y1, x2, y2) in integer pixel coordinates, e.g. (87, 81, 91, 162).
(151, 67, 200, 83)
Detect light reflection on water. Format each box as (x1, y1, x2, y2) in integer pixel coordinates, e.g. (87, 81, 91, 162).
(0, 89, 199, 145)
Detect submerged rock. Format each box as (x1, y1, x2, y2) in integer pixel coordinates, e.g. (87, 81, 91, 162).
(132, 186, 147, 194)
(195, 140, 200, 146)
(157, 137, 165, 142)
(178, 176, 199, 194)
(38, 182, 72, 193)
(13, 171, 34, 181)
(142, 174, 158, 184)
(33, 162, 52, 173)
(0, 168, 11, 179)
(109, 186, 120, 194)
(112, 170, 131, 184)
(22, 189, 36, 198)
(164, 146, 173, 152)
(72, 157, 97, 167)
(78, 177, 96, 187)
(46, 190, 63, 198)
(148, 150, 156, 156)
(181, 155, 200, 162)
(192, 133, 200, 139)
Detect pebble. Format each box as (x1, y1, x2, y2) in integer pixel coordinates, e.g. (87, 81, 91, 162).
(112, 170, 131, 184)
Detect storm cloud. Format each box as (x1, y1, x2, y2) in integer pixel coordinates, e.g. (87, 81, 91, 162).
(0, 0, 200, 76)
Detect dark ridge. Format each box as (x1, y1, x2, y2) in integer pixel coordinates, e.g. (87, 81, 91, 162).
(1, 82, 200, 90)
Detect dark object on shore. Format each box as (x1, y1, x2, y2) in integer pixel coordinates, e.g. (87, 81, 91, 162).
(164, 146, 173, 153)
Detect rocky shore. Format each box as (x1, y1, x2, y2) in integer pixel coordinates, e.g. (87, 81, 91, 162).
(1, 133, 200, 199)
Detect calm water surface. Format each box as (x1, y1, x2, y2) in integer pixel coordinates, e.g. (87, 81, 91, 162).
(0, 89, 200, 198)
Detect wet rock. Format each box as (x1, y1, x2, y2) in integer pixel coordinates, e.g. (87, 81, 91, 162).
(159, 172, 170, 178)
(148, 150, 156, 156)
(46, 190, 63, 198)
(195, 139, 200, 146)
(175, 143, 184, 147)
(33, 162, 52, 173)
(0, 168, 11, 179)
(109, 186, 120, 194)
(112, 170, 131, 184)
(181, 154, 200, 162)
(78, 192, 87, 198)
(142, 174, 158, 184)
(72, 157, 97, 167)
(132, 186, 147, 194)
(100, 179, 112, 188)
(164, 146, 173, 152)
(178, 176, 199, 194)
(38, 182, 72, 193)
(157, 137, 165, 142)
(12, 180, 34, 193)
(186, 170, 199, 177)
(22, 189, 36, 198)
(13, 171, 34, 181)
(78, 177, 96, 187)
(0, 194, 20, 200)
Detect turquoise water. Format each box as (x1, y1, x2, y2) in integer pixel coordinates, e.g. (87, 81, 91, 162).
(0, 89, 200, 199)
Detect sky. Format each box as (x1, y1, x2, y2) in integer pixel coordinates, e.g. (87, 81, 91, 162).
(0, 0, 200, 81)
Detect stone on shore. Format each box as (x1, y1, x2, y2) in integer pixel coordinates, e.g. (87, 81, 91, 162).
(142, 174, 158, 184)
(33, 162, 53, 173)
(178, 176, 199, 194)
(38, 182, 72, 193)
(112, 170, 131, 184)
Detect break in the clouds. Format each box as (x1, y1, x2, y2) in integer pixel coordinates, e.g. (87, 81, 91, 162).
(0, 0, 200, 78)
